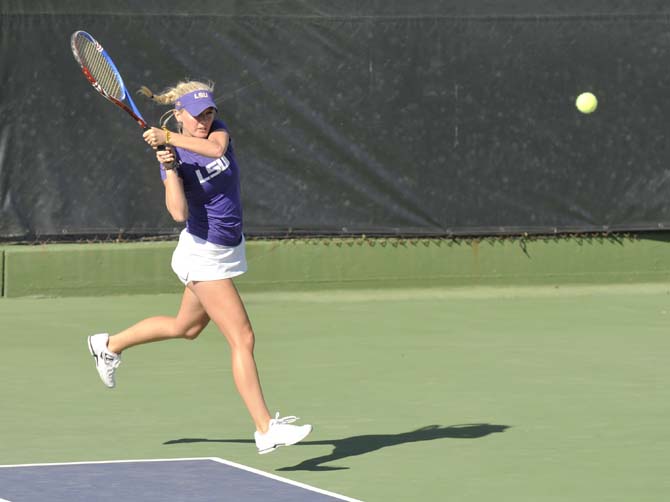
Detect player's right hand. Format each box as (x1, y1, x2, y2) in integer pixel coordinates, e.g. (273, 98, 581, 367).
(157, 146, 176, 168)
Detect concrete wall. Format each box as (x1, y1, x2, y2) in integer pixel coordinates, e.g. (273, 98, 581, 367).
(2, 234, 670, 298)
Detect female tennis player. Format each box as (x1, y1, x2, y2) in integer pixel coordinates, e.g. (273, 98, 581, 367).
(86, 80, 312, 454)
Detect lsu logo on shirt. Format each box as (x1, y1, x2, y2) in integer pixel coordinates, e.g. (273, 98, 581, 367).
(195, 155, 230, 184)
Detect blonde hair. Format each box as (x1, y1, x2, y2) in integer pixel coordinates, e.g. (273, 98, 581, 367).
(138, 80, 215, 127)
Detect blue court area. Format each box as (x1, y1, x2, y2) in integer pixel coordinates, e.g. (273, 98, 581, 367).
(0, 458, 361, 502)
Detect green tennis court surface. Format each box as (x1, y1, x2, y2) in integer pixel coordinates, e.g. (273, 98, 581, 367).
(1, 284, 669, 501)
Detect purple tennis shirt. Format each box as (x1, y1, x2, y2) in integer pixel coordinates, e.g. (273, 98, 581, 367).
(160, 119, 243, 246)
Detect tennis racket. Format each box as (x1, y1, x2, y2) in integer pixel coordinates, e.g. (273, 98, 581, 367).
(70, 30, 152, 131)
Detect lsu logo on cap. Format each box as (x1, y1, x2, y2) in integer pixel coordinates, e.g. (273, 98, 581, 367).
(193, 91, 209, 99)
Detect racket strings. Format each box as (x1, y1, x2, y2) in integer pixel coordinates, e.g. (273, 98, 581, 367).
(74, 35, 123, 100)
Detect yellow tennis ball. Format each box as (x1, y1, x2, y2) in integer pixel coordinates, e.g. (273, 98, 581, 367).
(576, 92, 598, 114)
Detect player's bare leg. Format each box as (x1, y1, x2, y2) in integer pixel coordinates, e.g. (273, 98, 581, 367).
(88, 288, 209, 387)
(188, 278, 312, 453)
(108, 287, 210, 353)
(188, 278, 271, 430)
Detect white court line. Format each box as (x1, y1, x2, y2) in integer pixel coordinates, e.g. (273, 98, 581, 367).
(0, 457, 364, 502)
(0, 457, 206, 468)
(208, 457, 364, 502)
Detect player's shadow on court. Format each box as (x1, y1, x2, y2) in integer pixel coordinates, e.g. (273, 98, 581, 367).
(164, 423, 510, 471)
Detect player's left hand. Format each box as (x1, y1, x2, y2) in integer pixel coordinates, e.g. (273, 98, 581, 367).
(143, 127, 167, 147)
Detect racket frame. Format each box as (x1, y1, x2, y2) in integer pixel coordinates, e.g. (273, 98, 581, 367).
(70, 30, 149, 129)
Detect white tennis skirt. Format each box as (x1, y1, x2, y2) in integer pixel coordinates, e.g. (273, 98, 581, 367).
(171, 229, 247, 285)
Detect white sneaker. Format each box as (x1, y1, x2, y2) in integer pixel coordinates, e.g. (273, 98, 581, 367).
(254, 412, 313, 455)
(87, 333, 121, 388)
